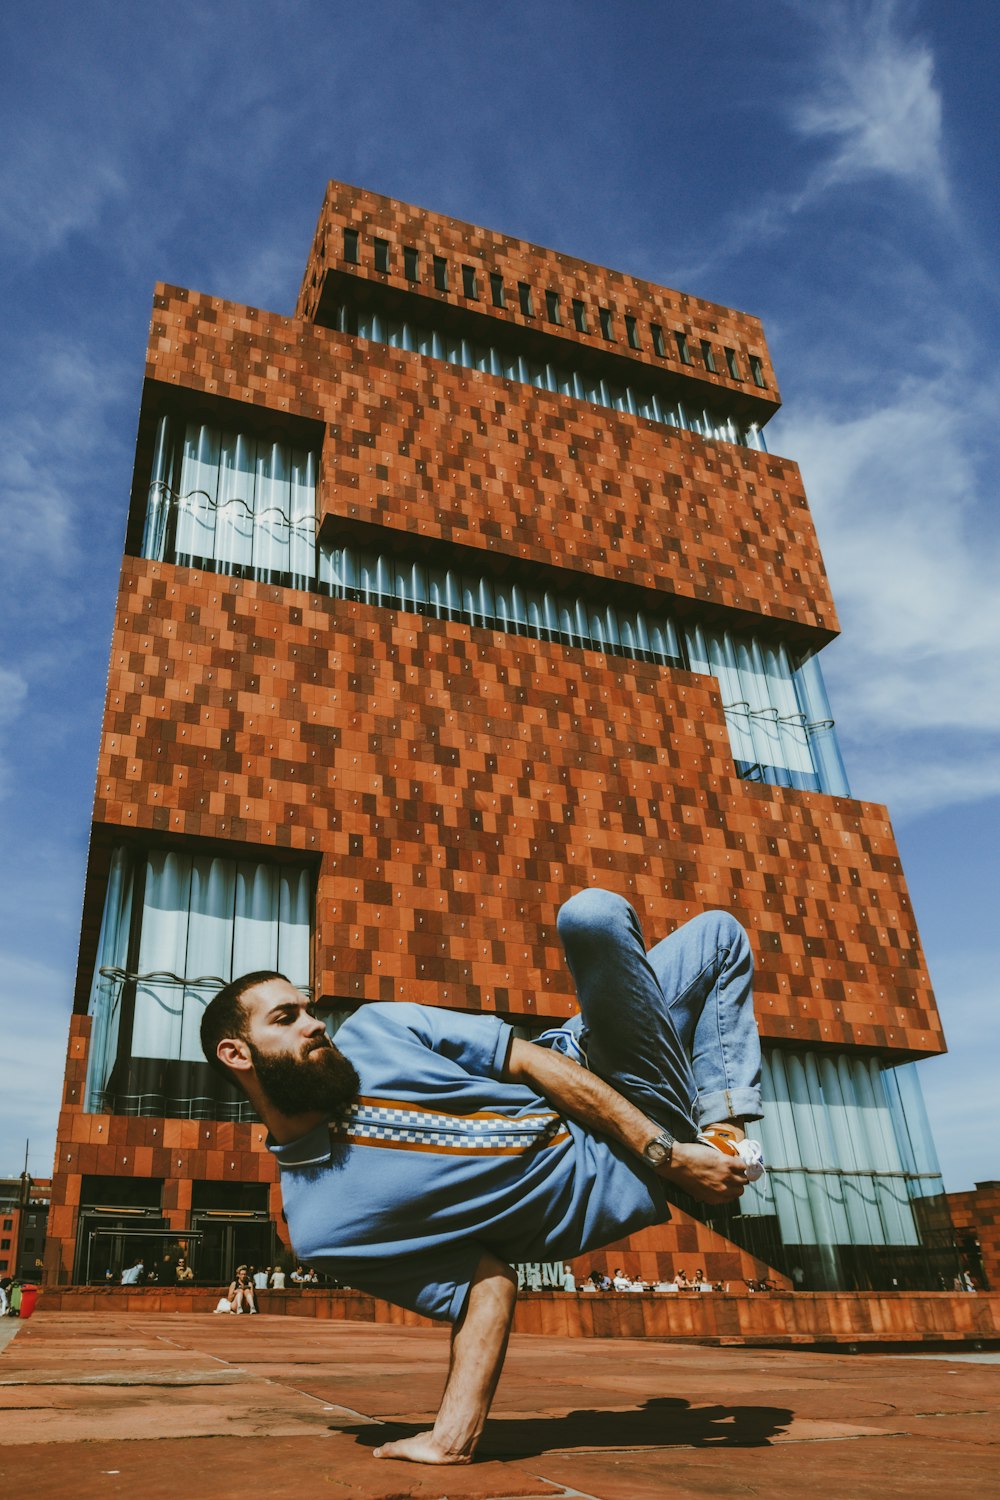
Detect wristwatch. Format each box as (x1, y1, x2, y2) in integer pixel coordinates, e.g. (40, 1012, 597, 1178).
(642, 1130, 674, 1169)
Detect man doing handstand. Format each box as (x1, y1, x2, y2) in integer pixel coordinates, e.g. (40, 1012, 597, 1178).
(200, 888, 765, 1466)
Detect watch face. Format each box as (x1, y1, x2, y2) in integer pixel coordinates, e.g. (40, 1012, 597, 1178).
(645, 1139, 668, 1165)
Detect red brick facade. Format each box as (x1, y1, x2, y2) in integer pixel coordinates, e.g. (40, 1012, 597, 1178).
(296, 180, 783, 415)
(947, 1183, 1000, 1291)
(142, 284, 834, 641)
(92, 561, 937, 1051)
(48, 180, 945, 1293)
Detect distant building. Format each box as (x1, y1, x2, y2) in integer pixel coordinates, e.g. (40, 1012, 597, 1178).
(1, 1176, 51, 1282)
(48, 181, 957, 1293)
(947, 1182, 1000, 1291)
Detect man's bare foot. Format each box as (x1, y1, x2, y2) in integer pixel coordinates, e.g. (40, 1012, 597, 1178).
(373, 1431, 473, 1465)
(658, 1140, 748, 1203)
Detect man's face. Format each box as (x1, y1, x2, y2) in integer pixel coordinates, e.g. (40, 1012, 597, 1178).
(240, 978, 360, 1117)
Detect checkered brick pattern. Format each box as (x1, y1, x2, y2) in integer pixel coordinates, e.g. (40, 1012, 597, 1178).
(90, 560, 941, 1058)
(295, 179, 781, 414)
(145, 285, 838, 642)
(47, 184, 944, 1292)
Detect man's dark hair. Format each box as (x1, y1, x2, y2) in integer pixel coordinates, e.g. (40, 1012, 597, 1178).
(200, 970, 287, 1081)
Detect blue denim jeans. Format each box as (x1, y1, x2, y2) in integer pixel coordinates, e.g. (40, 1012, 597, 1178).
(555, 888, 762, 1141)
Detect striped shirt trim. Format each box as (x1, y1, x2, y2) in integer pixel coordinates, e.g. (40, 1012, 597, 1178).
(329, 1096, 569, 1156)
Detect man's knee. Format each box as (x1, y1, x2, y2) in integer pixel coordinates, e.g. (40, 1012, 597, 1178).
(557, 888, 634, 949)
(692, 910, 753, 969)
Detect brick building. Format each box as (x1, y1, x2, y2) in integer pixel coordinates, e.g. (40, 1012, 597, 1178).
(947, 1183, 1000, 1291)
(47, 180, 957, 1294)
(1, 1176, 51, 1283)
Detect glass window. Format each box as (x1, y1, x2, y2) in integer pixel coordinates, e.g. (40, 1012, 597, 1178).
(545, 290, 561, 325)
(373, 238, 390, 273)
(85, 848, 313, 1120)
(625, 315, 640, 349)
(489, 272, 505, 308)
(518, 282, 533, 317)
(433, 256, 448, 292)
(650, 323, 665, 357)
(750, 353, 766, 387)
(403, 246, 419, 281)
(572, 299, 587, 333)
(722, 1047, 950, 1291)
(343, 227, 359, 265)
(701, 340, 716, 372)
(674, 331, 691, 364)
(462, 264, 478, 299)
(141, 417, 317, 589)
(598, 306, 614, 340)
(725, 346, 741, 379)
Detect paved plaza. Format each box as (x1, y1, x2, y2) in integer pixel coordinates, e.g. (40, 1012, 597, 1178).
(0, 1312, 997, 1498)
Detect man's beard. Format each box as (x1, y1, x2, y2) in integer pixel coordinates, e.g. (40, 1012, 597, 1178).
(247, 1036, 360, 1118)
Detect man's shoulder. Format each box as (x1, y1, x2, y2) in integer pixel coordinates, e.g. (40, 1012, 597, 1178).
(336, 1001, 416, 1041)
(336, 1001, 444, 1043)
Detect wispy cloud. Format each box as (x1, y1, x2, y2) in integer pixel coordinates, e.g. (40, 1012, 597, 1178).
(0, 123, 125, 257)
(0, 339, 126, 580)
(917, 952, 997, 1192)
(671, 0, 951, 284)
(795, 0, 948, 206)
(0, 948, 70, 1176)
(783, 373, 1000, 814)
(0, 666, 28, 801)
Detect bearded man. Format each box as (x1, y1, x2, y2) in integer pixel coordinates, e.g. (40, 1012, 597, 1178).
(200, 887, 765, 1467)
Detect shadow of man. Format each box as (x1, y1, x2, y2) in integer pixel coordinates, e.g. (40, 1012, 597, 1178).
(343, 1395, 793, 1460)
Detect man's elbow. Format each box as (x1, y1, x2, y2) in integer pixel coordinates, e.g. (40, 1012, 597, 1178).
(502, 1037, 540, 1089)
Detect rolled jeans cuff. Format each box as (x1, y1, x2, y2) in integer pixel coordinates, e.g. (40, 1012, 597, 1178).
(694, 1087, 763, 1129)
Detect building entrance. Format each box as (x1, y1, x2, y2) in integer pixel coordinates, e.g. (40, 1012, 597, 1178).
(190, 1214, 275, 1284)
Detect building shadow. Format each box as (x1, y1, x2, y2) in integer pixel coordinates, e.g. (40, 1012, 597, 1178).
(342, 1396, 793, 1458)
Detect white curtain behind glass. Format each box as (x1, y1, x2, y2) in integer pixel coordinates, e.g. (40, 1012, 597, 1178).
(144, 416, 316, 587)
(741, 1048, 920, 1250)
(130, 850, 312, 1063)
(84, 847, 136, 1109)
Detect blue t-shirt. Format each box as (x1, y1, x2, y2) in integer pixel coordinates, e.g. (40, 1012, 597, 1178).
(268, 1002, 668, 1322)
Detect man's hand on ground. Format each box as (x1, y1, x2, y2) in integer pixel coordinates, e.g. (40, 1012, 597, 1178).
(661, 1141, 749, 1203)
(371, 1250, 516, 1466)
(373, 1431, 472, 1465)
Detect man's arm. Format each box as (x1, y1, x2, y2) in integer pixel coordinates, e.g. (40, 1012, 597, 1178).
(373, 1249, 517, 1466)
(503, 1037, 748, 1204)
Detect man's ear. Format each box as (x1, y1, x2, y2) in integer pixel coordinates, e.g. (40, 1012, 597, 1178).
(217, 1036, 252, 1074)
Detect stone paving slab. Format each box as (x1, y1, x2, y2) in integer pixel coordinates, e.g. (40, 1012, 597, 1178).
(0, 1313, 997, 1498)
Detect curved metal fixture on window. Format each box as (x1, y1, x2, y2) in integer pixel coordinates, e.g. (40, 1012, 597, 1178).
(147, 481, 317, 537)
(722, 700, 836, 735)
(98, 965, 314, 997)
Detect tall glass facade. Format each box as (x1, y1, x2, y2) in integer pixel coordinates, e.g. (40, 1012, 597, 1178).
(692, 1046, 954, 1291)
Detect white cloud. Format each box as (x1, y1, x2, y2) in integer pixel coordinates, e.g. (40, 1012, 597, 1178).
(0, 339, 126, 577)
(0, 123, 125, 256)
(0, 667, 27, 726)
(915, 953, 998, 1193)
(0, 948, 71, 1178)
(0, 667, 28, 801)
(781, 376, 1000, 814)
(795, 0, 948, 205)
(669, 1, 951, 285)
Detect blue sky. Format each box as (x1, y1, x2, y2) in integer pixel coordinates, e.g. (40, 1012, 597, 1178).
(1, 0, 997, 1194)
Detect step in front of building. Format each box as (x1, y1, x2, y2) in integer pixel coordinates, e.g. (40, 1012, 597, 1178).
(35, 1284, 1000, 1346)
